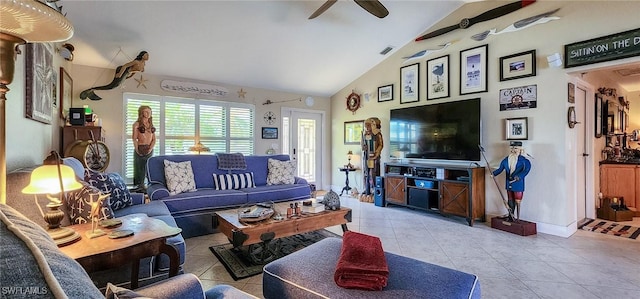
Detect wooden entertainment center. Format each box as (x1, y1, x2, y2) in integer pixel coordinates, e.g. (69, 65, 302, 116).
(383, 162, 485, 226)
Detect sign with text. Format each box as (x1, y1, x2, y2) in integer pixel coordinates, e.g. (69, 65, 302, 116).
(564, 28, 640, 68)
(499, 85, 537, 111)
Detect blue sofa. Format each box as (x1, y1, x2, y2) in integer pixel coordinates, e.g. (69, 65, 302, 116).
(146, 154, 311, 237)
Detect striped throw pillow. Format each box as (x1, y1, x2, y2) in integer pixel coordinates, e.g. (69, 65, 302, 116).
(213, 172, 256, 190)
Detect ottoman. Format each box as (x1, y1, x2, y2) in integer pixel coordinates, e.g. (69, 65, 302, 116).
(263, 237, 480, 299)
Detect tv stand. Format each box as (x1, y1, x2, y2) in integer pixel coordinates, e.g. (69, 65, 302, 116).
(384, 162, 485, 226)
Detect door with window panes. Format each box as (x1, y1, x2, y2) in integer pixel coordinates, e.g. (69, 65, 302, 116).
(282, 110, 322, 189)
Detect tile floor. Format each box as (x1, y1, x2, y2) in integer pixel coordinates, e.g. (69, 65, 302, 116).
(183, 196, 640, 299)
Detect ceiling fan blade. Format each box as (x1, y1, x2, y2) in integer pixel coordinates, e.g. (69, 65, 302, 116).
(469, 0, 536, 25)
(415, 0, 536, 42)
(354, 0, 389, 18)
(415, 24, 461, 41)
(309, 0, 337, 19)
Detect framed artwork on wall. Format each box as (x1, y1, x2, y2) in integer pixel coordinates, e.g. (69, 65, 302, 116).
(426, 55, 450, 100)
(25, 43, 55, 124)
(344, 120, 364, 145)
(262, 127, 278, 139)
(460, 44, 488, 95)
(60, 67, 73, 121)
(400, 63, 419, 103)
(499, 50, 536, 81)
(595, 94, 603, 138)
(505, 117, 528, 140)
(377, 84, 393, 102)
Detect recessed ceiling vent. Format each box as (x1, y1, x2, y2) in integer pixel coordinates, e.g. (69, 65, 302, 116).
(379, 46, 394, 55)
(614, 66, 640, 77)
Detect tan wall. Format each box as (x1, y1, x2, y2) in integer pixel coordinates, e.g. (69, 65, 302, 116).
(330, 0, 640, 235)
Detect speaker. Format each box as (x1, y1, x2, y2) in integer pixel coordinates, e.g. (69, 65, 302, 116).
(374, 176, 385, 207)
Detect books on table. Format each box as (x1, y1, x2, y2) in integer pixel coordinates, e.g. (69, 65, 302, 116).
(301, 203, 325, 213)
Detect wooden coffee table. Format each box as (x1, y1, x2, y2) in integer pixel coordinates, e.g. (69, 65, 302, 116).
(213, 201, 351, 263)
(60, 213, 182, 289)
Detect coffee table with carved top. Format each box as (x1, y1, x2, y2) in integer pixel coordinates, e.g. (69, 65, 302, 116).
(213, 201, 351, 263)
(59, 213, 181, 289)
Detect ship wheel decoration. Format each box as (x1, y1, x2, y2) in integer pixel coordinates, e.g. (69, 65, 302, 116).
(346, 91, 361, 114)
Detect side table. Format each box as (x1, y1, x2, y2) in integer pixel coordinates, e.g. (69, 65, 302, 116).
(59, 213, 182, 289)
(339, 167, 358, 196)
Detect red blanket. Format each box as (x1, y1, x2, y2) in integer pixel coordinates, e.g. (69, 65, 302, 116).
(334, 231, 389, 291)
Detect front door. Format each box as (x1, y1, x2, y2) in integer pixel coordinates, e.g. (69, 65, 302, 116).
(282, 109, 323, 189)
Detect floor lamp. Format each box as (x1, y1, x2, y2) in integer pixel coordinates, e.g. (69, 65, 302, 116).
(0, 1, 74, 204)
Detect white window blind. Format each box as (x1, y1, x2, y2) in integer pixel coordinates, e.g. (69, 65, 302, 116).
(123, 93, 254, 182)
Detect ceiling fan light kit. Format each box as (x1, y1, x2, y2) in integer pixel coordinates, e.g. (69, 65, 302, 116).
(415, 0, 536, 41)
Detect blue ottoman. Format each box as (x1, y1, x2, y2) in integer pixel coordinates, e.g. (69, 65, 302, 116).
(263, 237, 480, 299)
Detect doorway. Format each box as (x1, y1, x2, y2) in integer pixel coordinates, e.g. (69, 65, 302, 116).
(282, 109, 324, 189)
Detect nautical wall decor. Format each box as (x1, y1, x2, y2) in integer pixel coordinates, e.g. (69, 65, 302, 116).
(564, 27, 640, 68)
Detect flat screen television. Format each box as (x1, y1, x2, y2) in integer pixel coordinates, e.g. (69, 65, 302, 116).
(389, 98, 481, 161)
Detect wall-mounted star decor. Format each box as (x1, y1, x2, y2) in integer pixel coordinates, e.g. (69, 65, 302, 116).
(237, 88, 247, 98)
(135, 75, 148, 89)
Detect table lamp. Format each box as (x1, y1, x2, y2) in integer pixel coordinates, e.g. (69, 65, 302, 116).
(346, 150, 354, 169)
(189, 141, 210, 154)
(22, 151, 83, 246)
(1, 0, 74, 205)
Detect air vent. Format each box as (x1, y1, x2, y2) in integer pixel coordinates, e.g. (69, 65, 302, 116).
(379, 46, 394, 55)
(614, 67, 640, 77)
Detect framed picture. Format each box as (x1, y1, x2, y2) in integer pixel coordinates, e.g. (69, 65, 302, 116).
(568, 82, 575, 103)
(426, 55, 450, 100)
(344, 120, 364, 145)
(25, 43, 55, 124)
(505, 117, 528, 140)
(499, 50, 536, 81)
(595, 94, 603, 138)
(400, 63, 419, 103)
(460, 44, 488, 95)
(261, 127, 278, 139)
(60, 67, 73, 120)
(377, 84, 393, 102)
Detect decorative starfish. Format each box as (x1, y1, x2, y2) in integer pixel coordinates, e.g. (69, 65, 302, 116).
(237, 88, 247, 98)
(135, 75, 148, 89)
(471, 8, 561, 41)
(402, 42, 453, 64)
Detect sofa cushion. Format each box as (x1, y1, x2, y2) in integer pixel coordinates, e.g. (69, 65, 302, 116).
(245, 184, 311, 204)
(66, 182, 114, 224)
(266, 158, 296, 185)
(85, 169, 133, 211)
(0, 204, 104, 298)
(216, 153, 247, 170)
(213, 172, 256, 190)
(164, 160, 196, 195)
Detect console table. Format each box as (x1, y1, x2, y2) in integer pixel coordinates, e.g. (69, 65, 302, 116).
(384, 163, 485, 226)
(338, 167, 357, 196)
(60, 213, 181, 289)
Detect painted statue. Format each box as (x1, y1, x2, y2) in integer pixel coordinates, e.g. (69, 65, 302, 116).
(492, 141, 531, 220)
(80, 51, 149, 100)
(360, 117, 383, 202)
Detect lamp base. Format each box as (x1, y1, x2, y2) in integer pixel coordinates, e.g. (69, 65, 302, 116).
(86, 229, 106, 239)
(48, 227, 81, 247)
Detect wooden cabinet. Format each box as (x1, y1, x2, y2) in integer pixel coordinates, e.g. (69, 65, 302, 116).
(600, 163, 640, 215)
(383, 163, 485, 226)
(62, 126, 103, 154)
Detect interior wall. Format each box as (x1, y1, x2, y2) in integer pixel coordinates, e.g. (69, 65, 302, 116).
(330, 0, 640, 236)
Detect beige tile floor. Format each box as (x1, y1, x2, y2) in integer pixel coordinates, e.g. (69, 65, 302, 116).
(184, 196, 640, 299)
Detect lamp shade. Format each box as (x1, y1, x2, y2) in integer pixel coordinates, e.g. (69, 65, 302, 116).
(0, 0, 74, 42)
(22, 164, 82, 194)
(189, 142, 210, 154)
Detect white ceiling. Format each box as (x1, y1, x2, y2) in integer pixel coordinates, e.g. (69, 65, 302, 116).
(61, 0, 471, 98)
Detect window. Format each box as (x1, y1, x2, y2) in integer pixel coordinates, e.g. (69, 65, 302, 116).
(123, 93, 254, 181)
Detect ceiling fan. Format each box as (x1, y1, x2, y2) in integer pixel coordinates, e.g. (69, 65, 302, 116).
(309, 0, 389, 19)
(415, 0, 536, 41)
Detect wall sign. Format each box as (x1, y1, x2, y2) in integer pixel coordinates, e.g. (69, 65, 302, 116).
(499, 84, 537, 111)
(564, 27, 640, 68)
(160, 80, 228, 97)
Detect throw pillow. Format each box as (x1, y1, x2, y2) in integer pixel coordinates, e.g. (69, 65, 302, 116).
(66, 182, 114, 224)
(213, 172, 256, 190)
(266, 158, 296, 185)
(85, 170, 132, 211)
(105, 283, 152, 299)
(164, 160, 196, 195)
(216, 152, 247, 170)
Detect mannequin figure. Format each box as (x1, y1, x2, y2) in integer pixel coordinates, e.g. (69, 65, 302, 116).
(492, 141, 531, 219)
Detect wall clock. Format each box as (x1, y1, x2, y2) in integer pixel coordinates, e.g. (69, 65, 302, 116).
(346, 91, 361, 114)
(264, 111, 276, 125)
